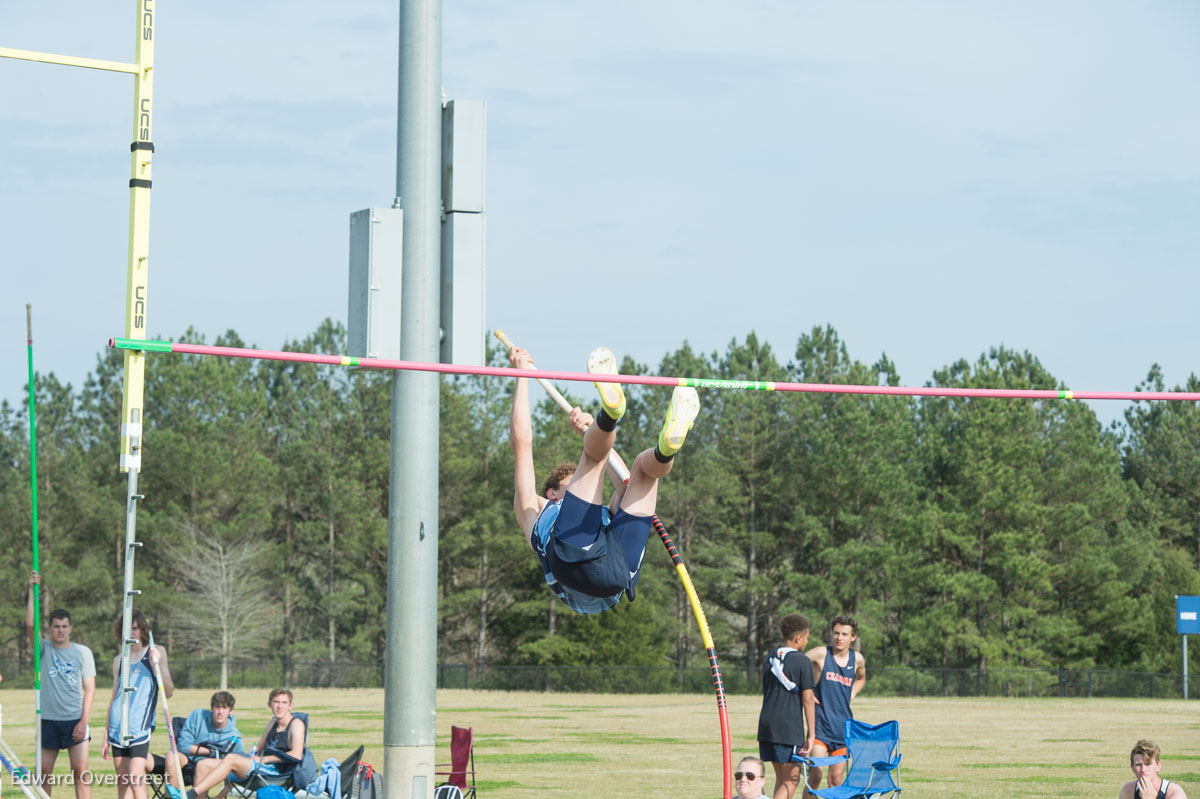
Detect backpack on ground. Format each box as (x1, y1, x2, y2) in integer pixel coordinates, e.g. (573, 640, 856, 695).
(349, 762, 383, 799)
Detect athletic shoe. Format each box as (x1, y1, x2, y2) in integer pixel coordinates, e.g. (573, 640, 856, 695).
(588, 346, 626, 420)
(658, 386, 700, 456)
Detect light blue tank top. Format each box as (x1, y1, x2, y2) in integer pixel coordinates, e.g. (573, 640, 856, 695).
(531, 500, 620, 615)
(106, 648, 159, 747)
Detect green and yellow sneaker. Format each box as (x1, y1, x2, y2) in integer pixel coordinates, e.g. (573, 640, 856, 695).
(587, 346, 626, 421)
(657, 386, 700, 457)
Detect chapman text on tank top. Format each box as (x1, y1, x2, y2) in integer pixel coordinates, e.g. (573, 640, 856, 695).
(814, 648, 856, 745)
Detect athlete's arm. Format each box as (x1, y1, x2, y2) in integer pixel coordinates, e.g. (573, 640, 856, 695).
(177, 711, 198, 756)
(806, 646, 826, 687)
(851, 651, 866, 700)
(800, 688, 816, 755)
(75, 676, 96, 742)
(287, 717, 306, 760)
(256, 722, 271, 760)
(102, 655, 121, 759)
(1117, 781, 1135, 799)
(510, 346, 542, 541)
(604, 447, 630, 513)
(1166, 780, 1188, 799)
(108, 655, 121, 701)
(155, 645, 175, 697)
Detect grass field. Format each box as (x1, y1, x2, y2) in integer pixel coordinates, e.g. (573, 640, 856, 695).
(2, 688, 1198, 798)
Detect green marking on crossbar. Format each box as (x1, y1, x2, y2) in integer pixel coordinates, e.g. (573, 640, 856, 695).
(112, 337, 172, 353)
(680, 378, 776, 391)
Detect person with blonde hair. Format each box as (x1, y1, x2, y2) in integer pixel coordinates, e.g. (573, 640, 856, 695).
(735, 756, 770, 799)
(1119, 740, 1188, 799)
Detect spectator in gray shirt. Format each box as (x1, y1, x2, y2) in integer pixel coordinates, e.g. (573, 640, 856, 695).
(27, 572, 96, 799)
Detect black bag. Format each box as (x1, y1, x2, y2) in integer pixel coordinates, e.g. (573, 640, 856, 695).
(350, 762, 383, 799)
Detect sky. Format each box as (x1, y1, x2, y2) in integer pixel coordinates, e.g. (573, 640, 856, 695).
(2, 1, 1199, 434)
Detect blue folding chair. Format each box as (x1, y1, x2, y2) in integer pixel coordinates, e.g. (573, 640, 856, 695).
(793, 718, 901, 799)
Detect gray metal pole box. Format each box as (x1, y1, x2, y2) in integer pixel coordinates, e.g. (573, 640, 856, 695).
(440, 98, 486, 365)
(348, 207, 404, 360)
(440, 211, 485, 365)
(442, 99, 486, 213)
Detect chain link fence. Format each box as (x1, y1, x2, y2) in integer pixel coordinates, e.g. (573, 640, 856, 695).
(441, 664, 1189, 699)
(0, 659, 1187, 698)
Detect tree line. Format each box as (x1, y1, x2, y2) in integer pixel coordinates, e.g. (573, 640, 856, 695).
(1, 321, 1197, 687)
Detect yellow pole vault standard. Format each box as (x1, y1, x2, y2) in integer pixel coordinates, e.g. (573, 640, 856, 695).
(1, 0, 156, 750)
(120, 0, 155, 472)
(116, 0, 156, 747)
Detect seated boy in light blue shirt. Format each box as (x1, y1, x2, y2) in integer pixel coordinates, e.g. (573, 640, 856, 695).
(172, 691, 244, 793)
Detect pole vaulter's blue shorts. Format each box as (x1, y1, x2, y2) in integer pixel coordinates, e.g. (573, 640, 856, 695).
(547, 492, 653, 601)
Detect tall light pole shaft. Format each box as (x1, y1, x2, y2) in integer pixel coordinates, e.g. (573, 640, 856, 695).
(384, 0, 442, 796)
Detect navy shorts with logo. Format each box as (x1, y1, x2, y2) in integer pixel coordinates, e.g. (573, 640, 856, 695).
(548, 493, 653, 600)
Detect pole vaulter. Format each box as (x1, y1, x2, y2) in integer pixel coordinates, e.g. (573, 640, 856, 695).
(1, 0, 156, 751)
(494, 330, 734, 799)
(109, 337, 1200, 403)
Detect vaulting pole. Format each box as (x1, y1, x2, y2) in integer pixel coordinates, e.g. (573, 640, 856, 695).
(108, 338, 1200, 403)
(26, 305, 42, 786)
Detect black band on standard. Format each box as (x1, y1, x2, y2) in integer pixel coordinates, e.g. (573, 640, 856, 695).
(130, 141, 155, 152)
(129, 179, 152, 189)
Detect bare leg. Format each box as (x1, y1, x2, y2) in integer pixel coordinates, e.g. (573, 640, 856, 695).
(618, 448, 672, 518)
(114, 757, 132, 799)
(128, 757, 149, 799)
(565, 422, 615, 506)
(66, 742, 91, 799)
(772, 760, 801, 799)
(192, 758, 222, 794)
(166, 752, 188, 790)
(40, 749, 58, 796)
(113, 757, 149, 799)
(618, 386, 699, 518)
(567, 346, 624, 507)
(189, 754, 254, 797)
(806, 742, 827, 792)
(829, 758, 847, 787)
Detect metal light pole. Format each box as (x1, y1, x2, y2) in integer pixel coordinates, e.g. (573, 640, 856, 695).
(384, 0, 442, 795)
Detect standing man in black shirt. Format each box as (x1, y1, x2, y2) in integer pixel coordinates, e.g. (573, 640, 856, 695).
(756, 614, 816, 799)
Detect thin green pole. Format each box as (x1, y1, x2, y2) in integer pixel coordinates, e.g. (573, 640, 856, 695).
(26, 304, 42, 785)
